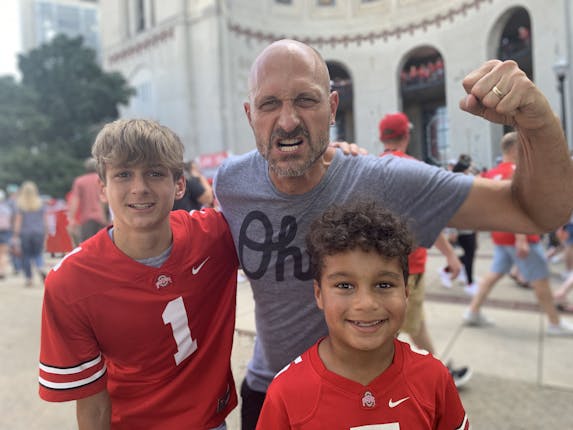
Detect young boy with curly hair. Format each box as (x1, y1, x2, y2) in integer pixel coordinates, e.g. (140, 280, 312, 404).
(256, 201, 469, 429)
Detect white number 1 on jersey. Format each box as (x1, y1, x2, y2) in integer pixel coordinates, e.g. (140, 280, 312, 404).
(162, 296, 198, 365)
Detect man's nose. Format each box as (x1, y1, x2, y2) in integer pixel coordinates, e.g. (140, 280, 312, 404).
(276, 101, 301, 132)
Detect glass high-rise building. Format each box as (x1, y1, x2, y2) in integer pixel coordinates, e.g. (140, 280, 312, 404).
(21, 0, 100, 60)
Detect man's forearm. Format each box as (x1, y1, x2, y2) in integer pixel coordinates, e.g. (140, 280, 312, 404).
(514, 116, 573, 231)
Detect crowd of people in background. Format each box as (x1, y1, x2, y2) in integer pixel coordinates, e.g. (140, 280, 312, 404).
(400, 57, 445, 89)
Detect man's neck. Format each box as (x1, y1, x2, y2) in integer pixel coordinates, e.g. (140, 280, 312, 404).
(383, 144, 406, 153)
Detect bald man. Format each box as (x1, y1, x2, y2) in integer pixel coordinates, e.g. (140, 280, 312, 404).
(214, 39, 573, 429)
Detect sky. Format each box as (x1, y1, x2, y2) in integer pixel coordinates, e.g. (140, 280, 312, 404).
(0, 1, 22, 77)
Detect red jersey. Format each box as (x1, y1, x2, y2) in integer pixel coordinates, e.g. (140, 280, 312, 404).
(39, 209, 239, 429)
(257, 338, 469, 430)
(483, 161, 540, 245)
(380, 150, 427, 273)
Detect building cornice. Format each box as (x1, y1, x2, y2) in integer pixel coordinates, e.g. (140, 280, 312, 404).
(107, 26, 175, 65)
(228, 0, 493, 47)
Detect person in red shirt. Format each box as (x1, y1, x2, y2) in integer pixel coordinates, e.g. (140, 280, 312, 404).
(256, 201, 469, 429)
(68, 157, 109, 243)
(39, 119, 239, 429)
(463, 131, 573, 335)
(379, 112, 472, 387)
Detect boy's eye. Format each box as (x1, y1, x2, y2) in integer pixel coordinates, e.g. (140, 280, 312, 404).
(335, 282, 353, 290)
(115, 171, 130, 178)
(376, 282, 393, 289)
(149, 170, 165, 177)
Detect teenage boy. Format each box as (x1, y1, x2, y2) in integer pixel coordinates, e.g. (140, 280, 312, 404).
(256, 201, 469, 429)
(38, 119, 238, 429)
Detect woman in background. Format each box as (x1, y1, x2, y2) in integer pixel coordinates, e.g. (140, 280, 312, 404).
(14, 181, 47, 287)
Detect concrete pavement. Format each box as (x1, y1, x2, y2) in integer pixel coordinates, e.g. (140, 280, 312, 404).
(2, 232, 573, 429)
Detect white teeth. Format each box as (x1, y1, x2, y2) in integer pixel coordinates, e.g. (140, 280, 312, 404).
(278, 138, 302, 152)
(279, 145, 298, 152)
(130, 203, 153, 209)
(353, 320, 382, 327)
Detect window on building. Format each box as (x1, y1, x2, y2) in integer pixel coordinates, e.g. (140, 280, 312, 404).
(135, 0, 146, 32)
(275, 0, 292, 4)
(317, 0, 335, 5)
(149, 0, 155, 26)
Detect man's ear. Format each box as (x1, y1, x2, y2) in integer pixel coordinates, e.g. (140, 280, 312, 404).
(314, 280, 324, 310)
(329, 90, 339, 125)
(244, 102, 252, 124)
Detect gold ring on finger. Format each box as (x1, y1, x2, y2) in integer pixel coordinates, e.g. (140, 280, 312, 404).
(491, 85, 504, 99)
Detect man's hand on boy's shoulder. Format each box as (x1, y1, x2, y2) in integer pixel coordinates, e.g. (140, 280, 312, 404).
(330, 141, 368, 156)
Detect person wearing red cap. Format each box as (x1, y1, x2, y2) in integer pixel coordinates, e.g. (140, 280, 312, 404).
(380, 111, 473, 388)
(378, 112, 412, 143)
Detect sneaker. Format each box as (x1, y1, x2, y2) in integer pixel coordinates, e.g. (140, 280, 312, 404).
(547, 320, 573, 336)
(464, 282, 479, 296)
(438, 267, 452, 288)
(456, 267, 468, 285)
(447, 364, 473, 388)
(463, 309, 494, 327)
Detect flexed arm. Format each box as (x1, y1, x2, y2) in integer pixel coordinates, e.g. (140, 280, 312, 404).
(450, 60, 573, 233)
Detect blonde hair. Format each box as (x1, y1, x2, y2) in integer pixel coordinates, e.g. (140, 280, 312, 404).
(16, 181, 42, 211)
(92, 119, 185, 182)
(501, 131, 518, 154)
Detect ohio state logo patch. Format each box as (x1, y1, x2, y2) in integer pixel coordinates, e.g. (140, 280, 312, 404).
(155, 274, 172, 289)
(362, 391, 376, 408)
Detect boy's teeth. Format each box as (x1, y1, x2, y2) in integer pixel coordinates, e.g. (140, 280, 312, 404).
(131, 203, 152, 209)
(354, 320, 382, 327)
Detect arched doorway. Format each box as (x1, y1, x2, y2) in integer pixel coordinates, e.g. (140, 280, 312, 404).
(399, 46, 447, 165)
(487, 6, 533, 165)
(327, 61, 354, 142)
(497, 7, 532, 80)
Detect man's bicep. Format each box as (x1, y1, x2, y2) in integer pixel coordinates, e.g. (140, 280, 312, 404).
(449, 177, 539, 233)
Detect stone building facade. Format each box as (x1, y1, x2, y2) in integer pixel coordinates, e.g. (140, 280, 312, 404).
(99, 0, 572, 171)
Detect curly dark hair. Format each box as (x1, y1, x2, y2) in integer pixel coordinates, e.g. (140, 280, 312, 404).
(306, 201, 413, 283)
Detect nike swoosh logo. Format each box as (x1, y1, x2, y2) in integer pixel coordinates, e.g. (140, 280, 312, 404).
(192, 257, 210, 275)
(388, 397, 410, 408)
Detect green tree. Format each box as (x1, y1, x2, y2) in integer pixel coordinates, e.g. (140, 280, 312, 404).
(18, 34, 134, 158)
(0, 76, 49, 151)
(0, 146, 83, 199)
(0, 34, 134, 197)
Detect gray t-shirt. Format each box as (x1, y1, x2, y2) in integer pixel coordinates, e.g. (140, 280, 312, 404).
(214, 149, 473, 391)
